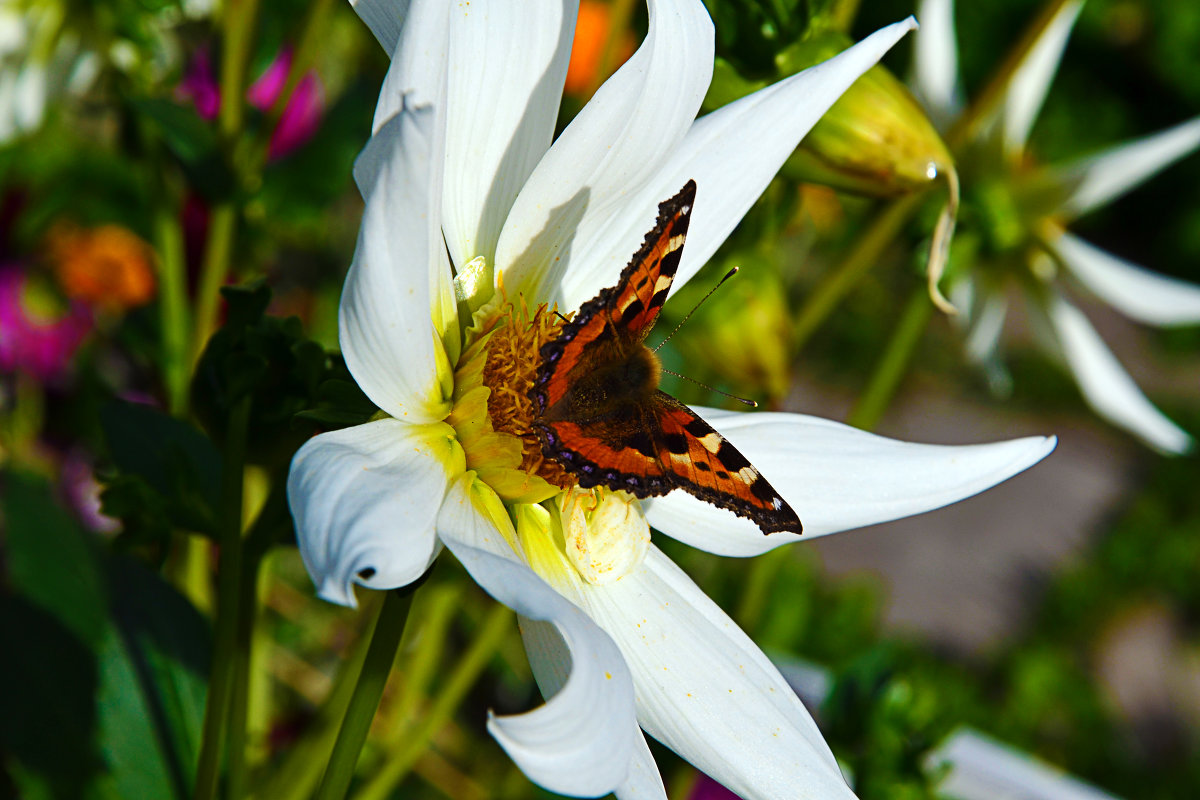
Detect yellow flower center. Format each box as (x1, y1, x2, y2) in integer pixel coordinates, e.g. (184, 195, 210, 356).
(447, 285, 650, 586)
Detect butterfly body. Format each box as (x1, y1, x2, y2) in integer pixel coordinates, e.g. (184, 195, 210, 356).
(529, 181, 802, 534)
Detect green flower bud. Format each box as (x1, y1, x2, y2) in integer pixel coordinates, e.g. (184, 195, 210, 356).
(777, 32, 954, 198)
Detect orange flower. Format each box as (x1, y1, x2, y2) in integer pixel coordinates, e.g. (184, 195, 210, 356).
(564, 1, 636, 96)
(49, 223, 157, 312)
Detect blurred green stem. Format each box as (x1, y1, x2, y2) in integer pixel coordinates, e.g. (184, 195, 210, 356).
(192, 396, 252, 800)
(847, 287, 933, 431)
(314, 587, 417, 800)
(191, 0, 261, 367)
(791, 193, 922, 356)
(353, 603, 513, 800)
(153, 201, 190, 416)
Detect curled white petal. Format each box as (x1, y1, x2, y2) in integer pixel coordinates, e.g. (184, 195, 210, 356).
(645, 407, 1056, 556)
(913, 0, 960, 121)
(441, 0, 577, 269)
(341, 105, 456, 423)
(1051, 115, 1200, 219)
(559, 17, 917, 307)
(1046, 296, 1193, 454)
(438, 476, 638, 797)
(1002, 0, 1082, 153)
(576, 548, 854, 800)
(1053, 231, 1200, 326)
(286, 420, 460, 607)
(496, 0, 714, 307)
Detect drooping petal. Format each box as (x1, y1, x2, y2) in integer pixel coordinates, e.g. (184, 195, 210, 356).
(495, 0, 714, 307)
(1000, 0, 1082, 154)
(574, 547, 854, 800)
(1045, 115, 1200, 219)
(1052, 230, 1200, 325)
(644, 407, 1056, 556)
(1045, 295, 1193, 454)
(913, 0, 960, 121)
(437, 475, 638, 798)
(349, 0, 410, 55)
(557, 18, 917, 307)
(441, 0, 578, 270)
(341, 104, 456, 423)
(287, 419, 461, 607)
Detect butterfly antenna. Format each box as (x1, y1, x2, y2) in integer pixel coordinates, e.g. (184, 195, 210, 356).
(660, 369, 757, 408)
(653, 267, 739, 353)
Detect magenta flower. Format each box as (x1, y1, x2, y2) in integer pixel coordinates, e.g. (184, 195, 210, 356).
(0, 265, 90, 382)
(178, 47, 325, 160)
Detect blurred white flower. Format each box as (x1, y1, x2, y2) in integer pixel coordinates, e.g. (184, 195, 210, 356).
(287, 2, 1055, 798)
(0, 1, 98, 143)
(916, 0, 1200, 453)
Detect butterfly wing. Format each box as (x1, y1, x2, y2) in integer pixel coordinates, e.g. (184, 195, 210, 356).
(538, 392, 801, 534)
(532, 180, 695, 415)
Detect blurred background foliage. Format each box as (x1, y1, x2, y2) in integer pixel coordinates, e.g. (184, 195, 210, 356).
(1, 0, 1198, 798)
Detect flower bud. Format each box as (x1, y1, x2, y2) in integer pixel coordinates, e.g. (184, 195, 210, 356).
(777, 32, 953, 197)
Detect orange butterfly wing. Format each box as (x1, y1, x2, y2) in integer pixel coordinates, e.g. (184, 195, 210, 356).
(529, 180, 803, 535)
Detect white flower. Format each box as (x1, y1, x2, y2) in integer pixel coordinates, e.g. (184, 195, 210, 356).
(288, 2, 1055, 797)
(0, 2, 98, 143)
(916, 0, 1200, 454)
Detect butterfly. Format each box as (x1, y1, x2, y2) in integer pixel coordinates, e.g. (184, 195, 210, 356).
(529, 180, 803, 535)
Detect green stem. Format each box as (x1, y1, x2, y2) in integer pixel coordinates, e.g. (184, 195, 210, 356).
(735, 546, 791, 633)
(353, 603, 513, 800)
(192, 396, 252, 800)
(153, 201, 190, 416)
(252, 594, 382, 800)
(314, 588, 418, 800)
(791, 193, 922, 356)
(191, 205, 236, 367)
(191, 0, 261, 367)
(847, 287, 934, 431)
(225, 542, 262, 799)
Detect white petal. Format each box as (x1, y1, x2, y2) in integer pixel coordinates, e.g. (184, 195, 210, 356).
(1049, 115, 1200, 218)
(441, 0, 577, 269)
(286, 419, 460, 607)
(1001, 0, 1082, 153)
(913, 0, 960, 120)
(1046, 296, 1193, 454)
(438, 476, 638, 797)
(495, 0, 714, 307)
(1053, 231, 1200, 325)
(558, 18, 917, 309)
(614, 733, 669, 800)
(350, 0, 410, 54)
(965, 291, 1008, 364)
(644, 407, 1056, 556)
(341, 105, 456, 423)
(575, 547, 853, 800)
(363, 0, 449, 142)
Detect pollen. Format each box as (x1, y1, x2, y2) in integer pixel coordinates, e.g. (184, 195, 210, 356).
(481, 298, 576, 489)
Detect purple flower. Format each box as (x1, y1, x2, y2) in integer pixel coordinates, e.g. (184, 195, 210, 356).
(0, 265, 90, 383)
(178, 47, 325, 160)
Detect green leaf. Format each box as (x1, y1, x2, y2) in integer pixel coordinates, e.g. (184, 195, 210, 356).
(93, 557, 209, 800)
(3, 471, 109, 647)
(100, 401, 222, 536)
